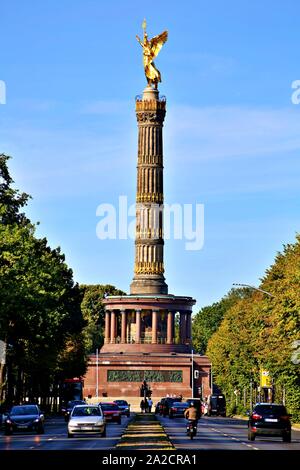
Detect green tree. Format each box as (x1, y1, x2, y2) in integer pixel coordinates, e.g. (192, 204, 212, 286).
(80, 284, 126, 353)
(0, 154, 87, 405)
(192, 288, 251, 354)
(206, 235, 300, 420)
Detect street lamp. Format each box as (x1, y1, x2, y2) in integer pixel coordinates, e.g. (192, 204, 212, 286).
(191, 349, 194, 399)
(96, 348, 99, 399)
(232, 283, 274, 298)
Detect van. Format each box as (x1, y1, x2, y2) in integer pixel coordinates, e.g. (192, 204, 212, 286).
(207, 394, 226, 417)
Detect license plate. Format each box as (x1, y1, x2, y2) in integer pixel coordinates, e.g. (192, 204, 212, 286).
(80, 426, 91, 430)
(265, 418, 278, 422)
(17, 425, 28, 428)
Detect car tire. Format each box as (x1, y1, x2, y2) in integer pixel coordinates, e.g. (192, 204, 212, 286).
(169, 414, 173, 419)
(101, 428, 106, 437)
(4, 430, 12, 436)
(126, 413, 130, 418)
(248, 430, 255, 441)
(117, 419, 121, 425)
(282, 432, 291, 443)
(68, 432, 73, 438)
(37, 426, 44, 434)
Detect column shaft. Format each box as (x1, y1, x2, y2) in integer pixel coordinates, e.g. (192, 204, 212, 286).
(121, 310, 126, 344)
(152, 310, 158, 344)
(167, 311, 174, 344)
(104, 311, 110, 344)
(136, 310, 141, 343)
(110, 311, 116, 344)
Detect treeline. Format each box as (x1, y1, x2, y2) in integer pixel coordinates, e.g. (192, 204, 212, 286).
(193, 235, 300, 421)
(0, 154, 123, 409)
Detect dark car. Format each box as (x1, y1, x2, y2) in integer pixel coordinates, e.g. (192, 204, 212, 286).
(206, 394, 226, 417)
(62, 400, 86, 422)
(169, 401, 189, 418)
(114, 400, 130, 417)
(160, 397, 182, 416)
(248, 403, 292, 442)
(99, 402, 122, 424)
(185, 398, 202, 419)
(155, 401, 162, 414)
(4, 404, 45, 435)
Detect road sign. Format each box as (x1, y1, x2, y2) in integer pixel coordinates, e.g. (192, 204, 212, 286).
(260, 369, 272, 388)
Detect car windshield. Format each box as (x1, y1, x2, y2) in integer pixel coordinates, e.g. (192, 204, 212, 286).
(72, 406, 101, 417)
(254, 405, 287, 415)
(115, 401, 127, 405)
(173, 402, 188, 407)
(11, 405, 38, 416)
(100, 404, 119, 411)
(67, 400, 85, 408)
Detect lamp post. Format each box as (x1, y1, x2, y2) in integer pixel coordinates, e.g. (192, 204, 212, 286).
(191, 349, 194, 399)
(232, 283, 274, 298)
(233, 283, 275, 408)
(96, 348, 99, 399)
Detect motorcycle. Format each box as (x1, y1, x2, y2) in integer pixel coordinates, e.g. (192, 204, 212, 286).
(186, 419, 197, 439)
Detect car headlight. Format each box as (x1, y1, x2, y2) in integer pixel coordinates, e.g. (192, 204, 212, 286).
(5, 419, 12, 424)
(34, 418, 40, 423)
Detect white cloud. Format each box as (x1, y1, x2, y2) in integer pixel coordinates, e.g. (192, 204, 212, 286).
(166, 105, 300, 160)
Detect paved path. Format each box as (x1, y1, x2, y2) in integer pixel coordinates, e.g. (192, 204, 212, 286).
(116, 412, 174, 450)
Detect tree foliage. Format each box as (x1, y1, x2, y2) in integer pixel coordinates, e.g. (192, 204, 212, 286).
(192, 288, 251, 354)
(0, 154, 86, 405)
(206, 235, 300, 420)
(80, 284, 126, 353)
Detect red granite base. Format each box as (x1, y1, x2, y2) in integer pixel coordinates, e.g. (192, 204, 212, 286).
(83, 352, 211, 399)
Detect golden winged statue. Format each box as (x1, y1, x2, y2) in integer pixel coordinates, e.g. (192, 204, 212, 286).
(136, 20, 168, 89)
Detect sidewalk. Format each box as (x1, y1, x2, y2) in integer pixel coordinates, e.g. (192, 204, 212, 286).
(115, 413, 174, 450)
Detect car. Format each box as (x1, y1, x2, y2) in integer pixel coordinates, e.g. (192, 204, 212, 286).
(248, 403, 292, 442)
(99, 402, 122, 424)
(67, 404, 106, 438)
(160, 397, 182, 416)
(169, 401, 189, 418)
(62, 400, 86, 422)
(185, 398, 202, 419)
(4, 404, 45, 435)
(114, 400, 130, 417)
(155, 401, 162, 414)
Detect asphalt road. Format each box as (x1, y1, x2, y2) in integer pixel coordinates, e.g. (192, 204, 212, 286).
(157, 415, 300, 450)
(0, 415, 131, 450)
(1, 414, 300, 451)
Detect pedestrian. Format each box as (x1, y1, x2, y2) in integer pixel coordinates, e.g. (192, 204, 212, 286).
(147, 397, 153, 413)
(140, 399, 145, 413)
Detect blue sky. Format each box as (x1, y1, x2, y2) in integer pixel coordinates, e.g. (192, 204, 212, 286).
(1, 0, 300, 310)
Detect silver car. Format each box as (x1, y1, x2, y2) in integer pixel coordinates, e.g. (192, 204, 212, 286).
(67, 405, 106, 438)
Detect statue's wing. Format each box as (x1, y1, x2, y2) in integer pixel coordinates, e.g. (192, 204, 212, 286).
(149, 30, 168, 60)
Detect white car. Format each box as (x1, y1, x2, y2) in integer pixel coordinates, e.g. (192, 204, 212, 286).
(67, 404, 106, 438)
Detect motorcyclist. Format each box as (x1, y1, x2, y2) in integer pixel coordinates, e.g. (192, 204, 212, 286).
(184, 402, 198, 421)
(184, 402, 198, 435)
